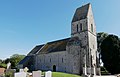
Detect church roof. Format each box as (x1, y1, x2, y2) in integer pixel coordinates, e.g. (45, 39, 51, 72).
(27, 38, 70, 55)
(19, 55, 33, 65)
(19, 38, 70, 65)
(37, 38, 70, 54)
(72, 3, 90, 22)
(27, 44, 44, 55)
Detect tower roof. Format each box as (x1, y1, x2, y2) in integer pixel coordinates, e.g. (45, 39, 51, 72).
(72, 3, 90, 22)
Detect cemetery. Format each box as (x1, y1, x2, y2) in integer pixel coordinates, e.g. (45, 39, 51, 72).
(1, 64, 119, 77)
(0, 62, 80, 77)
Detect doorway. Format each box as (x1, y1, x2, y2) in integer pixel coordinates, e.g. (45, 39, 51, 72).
(53, 65, 56, 72)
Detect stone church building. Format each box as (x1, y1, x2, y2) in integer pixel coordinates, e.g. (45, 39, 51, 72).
(18, 3, 99, 75)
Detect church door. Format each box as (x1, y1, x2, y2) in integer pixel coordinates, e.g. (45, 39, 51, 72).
(53, 65, 56, 72)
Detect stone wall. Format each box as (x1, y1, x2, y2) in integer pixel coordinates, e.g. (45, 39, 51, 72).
(35, 51, 67, 72)
(66, 45, 81, 74)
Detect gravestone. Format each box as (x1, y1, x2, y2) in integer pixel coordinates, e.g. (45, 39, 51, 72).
(14, 72, 27, 77)
(33, 71, 41, 77)
(45, 71, 52, 77)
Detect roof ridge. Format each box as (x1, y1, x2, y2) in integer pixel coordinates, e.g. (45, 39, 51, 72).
(36, 43, 48, 54)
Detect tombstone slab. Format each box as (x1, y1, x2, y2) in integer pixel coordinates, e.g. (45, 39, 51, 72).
(33, 71, 41, 77)
(45, 71, 52, 77)
(14, 72, 27, 77)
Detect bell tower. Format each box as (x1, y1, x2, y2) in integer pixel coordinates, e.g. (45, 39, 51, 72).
(71, 3, 98, 75)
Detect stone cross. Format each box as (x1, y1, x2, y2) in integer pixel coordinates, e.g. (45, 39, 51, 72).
(23, 67, 29, 73)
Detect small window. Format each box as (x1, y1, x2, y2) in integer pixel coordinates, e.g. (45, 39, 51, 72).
(80, 23, 83, 31)
(91, 24, 93, 32)
(77, 24, 79, 32)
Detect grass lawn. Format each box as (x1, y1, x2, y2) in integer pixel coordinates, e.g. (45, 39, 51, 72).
(52, 72, 81, 77)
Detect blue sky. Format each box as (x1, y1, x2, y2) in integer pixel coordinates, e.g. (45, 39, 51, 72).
(0, 0, 120, 60)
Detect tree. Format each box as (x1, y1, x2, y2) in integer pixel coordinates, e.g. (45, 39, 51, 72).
(9, 54, 25, 69)
(101, 34, 120, 74)
(4, 58, 10, 64)
(97, 32, 108, 65)
(0, 63, 7, 68)
(0, 59, 7, 68)
(97, 32, 108, 52)
(0, 59, 2, 63)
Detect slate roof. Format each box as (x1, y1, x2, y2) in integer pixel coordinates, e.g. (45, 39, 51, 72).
(72, 3, 90, 22)
(27, 44, 44, 55)
(18, 38, 70, 65)
(19, 56, 33, 64)
(27, 38, 70, 55)
(38, 38, 70, 54)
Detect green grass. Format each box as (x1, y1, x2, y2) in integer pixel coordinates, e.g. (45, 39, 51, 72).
(52, 72, 81, 77)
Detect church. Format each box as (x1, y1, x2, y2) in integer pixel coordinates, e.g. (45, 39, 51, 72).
(18, 3, 100, 75)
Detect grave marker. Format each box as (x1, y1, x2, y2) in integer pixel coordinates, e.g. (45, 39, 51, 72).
(45, 71, 52, 77)
(14, 72, 27, 77)
(33, 71, 41, 77)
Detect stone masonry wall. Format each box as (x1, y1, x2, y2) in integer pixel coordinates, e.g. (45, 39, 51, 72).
(35, 51, 67, 72)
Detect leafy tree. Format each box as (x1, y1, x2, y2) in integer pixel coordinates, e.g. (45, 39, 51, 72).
(97, 32, 108, 65)
(0, 63, 7, 68)
(101, 34, 120, 74)
(0, 59, 7, 68)
(0, 59, 2, 63)
(9, 54, 25, 69)
(97, 32, 108, 52)
(0, 54, 25, 69)
(4, 58, 10, 64)
(5, 71, 14, 77)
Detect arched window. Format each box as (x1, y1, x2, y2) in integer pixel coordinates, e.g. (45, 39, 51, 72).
(77, 24, 78, 32)
(91, 24, 93, 32)
(80, 23, 82, 31)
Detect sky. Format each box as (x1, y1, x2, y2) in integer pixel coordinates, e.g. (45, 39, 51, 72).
(0, 0, 120, 60)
